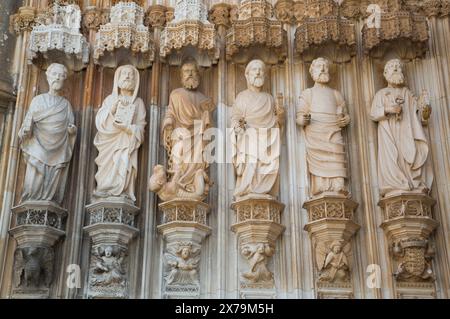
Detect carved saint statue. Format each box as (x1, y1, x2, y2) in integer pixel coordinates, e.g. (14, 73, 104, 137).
(317, 240, 350, 283)
(149, 59, 215, 202)
(164, 243, 200, 286)
(91, 245, 126, 287)
(231, 59, 285, 201)
(297, 57, 350, 197)
(94, 65, 147, 202)
(370, 59, 433, 197)
(14, 247, 54, 289)
(18, 63, 77, 205)
(241, 243, 275, 284)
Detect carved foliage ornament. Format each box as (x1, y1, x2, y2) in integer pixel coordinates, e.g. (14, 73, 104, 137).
(10, 7, 36, 35)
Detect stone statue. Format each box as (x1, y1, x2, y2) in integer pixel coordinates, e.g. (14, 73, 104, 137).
(231, 59, 285, 201)
(316, 240, 350, 283)
(90, 245, 126, 287)
(370, 59, 433, 197)
(94, 65, 147, 202)
(18, 63, 77, 205)
(14, 247, 54, 289)
(149, 59, 215, 202)
(241, 243, 275, 284)
(296, 57, 350, 197)
(164, 242, 200, 286)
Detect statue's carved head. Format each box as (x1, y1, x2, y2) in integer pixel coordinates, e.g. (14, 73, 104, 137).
(118, 65, 137, 92)
(46, 63, 68, 93)
(181, 58, 200, 90)
(384, 59, 405, 86)
(310, 57, 330, 84)
(330, 240, 344, 254)
(245, 59, 266, 90)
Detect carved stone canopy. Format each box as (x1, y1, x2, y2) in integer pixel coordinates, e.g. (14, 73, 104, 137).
(294, 0, 356, 63)
(28, 3, 90, 71)
(226, 0, 287, 65)
(160, 0, 218, 67)
(361, 4, 429, 59)
(94, 1, 155, 69)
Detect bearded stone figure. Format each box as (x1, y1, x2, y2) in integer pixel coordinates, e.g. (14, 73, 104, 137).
(370, 59, 433, 197)
(231, 59, 285, 201)
(18, 63, 77, 205)
(149, 59, 215, 202)
(296, 57, 350, 197)
(94, 65, 147, 202)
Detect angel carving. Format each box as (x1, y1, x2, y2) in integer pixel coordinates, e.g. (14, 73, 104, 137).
(241, 243, 274, 284)
(14, 247, 54, 289)
(90, 245, 126, 287)
(316, 240, 351, 283)
(164, 243, 200, 286)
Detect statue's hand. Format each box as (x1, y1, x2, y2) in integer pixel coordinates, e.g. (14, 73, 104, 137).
(296, 113, 311, 127)
(113, 121, 132, 135)
(337, 114, 350, 128)
(385, 104, 402, 115)
(68, 124, 77, 135)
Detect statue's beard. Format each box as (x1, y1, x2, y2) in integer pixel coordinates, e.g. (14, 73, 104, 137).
(119, 80, 135, 91)
(313, 72, 330, 84)
(249, 76, 264, 88)
(182, 76, 200, 90)
(387, 72, 405, 85)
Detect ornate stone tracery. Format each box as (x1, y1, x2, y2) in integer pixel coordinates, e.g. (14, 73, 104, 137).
(94, 1, 154, 69)
(226, 0, 287, 64)
(160, 0, 218, 66)
(27, 2, 89, 71)
(294, 0, 356, 62)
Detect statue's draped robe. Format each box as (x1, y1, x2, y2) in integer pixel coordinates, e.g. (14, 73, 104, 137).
(20, 94, 76, 204)
(370, 87, 433, 196)
(298, 87, 347, 196)
(232, 90, 280, 200)
(94, 95, 146, 201)
(164, 88, 214, 196)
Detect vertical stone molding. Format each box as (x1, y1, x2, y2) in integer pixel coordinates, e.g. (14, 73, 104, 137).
(84, 199, 140, 299)
(379, 193, 439, 298)
(9, 201, 67, 298)
(28, 2, 89, 71)
(157, 200, 211, 298)
(303, 194, 359, 298)
(231, 198, 285, 298)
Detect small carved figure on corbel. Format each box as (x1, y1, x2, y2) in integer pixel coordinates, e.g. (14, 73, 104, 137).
(90, 245, 126, 288)
(241, 243, 275, 284)
(316, 240, 351, 283)
(164, 242, 200, 286)
(14, 247, 54, 289)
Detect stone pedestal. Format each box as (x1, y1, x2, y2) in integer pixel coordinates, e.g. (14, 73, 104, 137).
(231, 198, 285, 298)
(84, 199, 140, 299)
(379, 192, 439, 298)
(303, 194, 359, 299)
(9, 201, 67, 298)
(157, 199, 211, 299)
